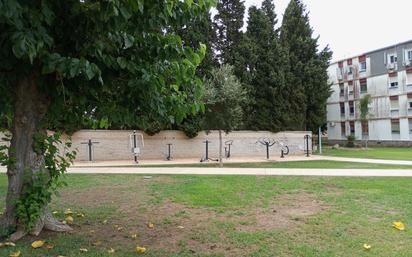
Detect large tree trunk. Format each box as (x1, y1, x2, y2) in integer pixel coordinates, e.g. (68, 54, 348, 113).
(0, 76, 71, 241)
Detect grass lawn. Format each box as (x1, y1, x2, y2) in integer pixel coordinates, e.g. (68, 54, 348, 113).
(144, 160, 412, 169)
(1, 173, 412, 257)
(319, 147, 412, 161)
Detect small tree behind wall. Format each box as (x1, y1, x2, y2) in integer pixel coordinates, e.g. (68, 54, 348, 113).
(203, 65, 247, 167)
(360, 94, 372, 148)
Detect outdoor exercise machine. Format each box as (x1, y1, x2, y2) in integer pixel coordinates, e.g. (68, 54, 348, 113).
(280, 144, 289, 158)
(200, 139, 218, 162)
(257, 138, 277, 159)
(129, 130, 144, 163)
(304, 134, 311, 157)
(166, 143, 173, 161)
(224, 140, 233, 158)
(81, 139, 100, 161)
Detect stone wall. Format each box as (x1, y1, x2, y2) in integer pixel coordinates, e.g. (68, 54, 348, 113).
(67, 130, 312, 161)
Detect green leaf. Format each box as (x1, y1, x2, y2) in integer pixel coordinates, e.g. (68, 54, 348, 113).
(116, 57, 127, 69)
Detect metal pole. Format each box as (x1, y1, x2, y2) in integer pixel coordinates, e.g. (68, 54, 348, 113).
(88, 139, 92, 161)
(205, 140, 209, 160)
(167, 143, 172, 160)
(318, 127, 322, 154)
(133, 130, 137, 163)
(266, 143, 269, 159)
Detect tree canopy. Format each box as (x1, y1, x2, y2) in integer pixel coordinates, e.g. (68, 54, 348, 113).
(0, 0, 215, 239)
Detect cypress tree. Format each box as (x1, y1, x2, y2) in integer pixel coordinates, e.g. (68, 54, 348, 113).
(241, 1, 286, 131)
(213, 0, 245, 67)
(280, 0, 332, 131)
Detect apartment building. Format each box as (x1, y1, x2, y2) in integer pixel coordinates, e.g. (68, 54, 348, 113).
(326, 40, 412, 145)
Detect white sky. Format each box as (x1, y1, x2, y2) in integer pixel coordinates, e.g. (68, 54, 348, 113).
(241, 0, 412, 62)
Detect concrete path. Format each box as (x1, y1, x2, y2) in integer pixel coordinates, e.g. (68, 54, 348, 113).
(70, 155, 412, 167)
(66, 167, 412, 177)
(316, 155, 412, 166)
(1, 165, 412, 176)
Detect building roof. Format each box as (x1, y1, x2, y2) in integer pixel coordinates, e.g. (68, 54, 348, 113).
(331, 39, 412, 65)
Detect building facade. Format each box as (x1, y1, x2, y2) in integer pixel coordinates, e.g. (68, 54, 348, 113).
(327, 40, 412, 145)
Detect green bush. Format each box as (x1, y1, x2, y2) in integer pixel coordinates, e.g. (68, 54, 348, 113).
(346, 135, 355, 147)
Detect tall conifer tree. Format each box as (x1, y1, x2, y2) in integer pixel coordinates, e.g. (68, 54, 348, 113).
(241, 0, 286, 131)
(280, 0, 332, 131)
(213, 0, 245, 67)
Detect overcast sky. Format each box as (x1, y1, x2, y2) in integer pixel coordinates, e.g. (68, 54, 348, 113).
(240, 0, 412, 62)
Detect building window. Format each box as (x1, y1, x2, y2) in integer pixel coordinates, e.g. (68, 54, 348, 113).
(361, 121, 368, 136)
(340, 102, 345, 116)
(390, 96, 399, 110)
(391, 119, 400, 134)
(349, 121, 355, 135)
(407, 50, 412, 62)
(389, 81, 399, 88)
(347, 66, 353, 75)
(347, 59, 352, 65)
(359, 62, 367, 72)
(341, 122, 346, 137)
(407, 69, 412, 86)
(387, 54, 398, 70)
(349, 101, 354, 115)
(339, 83, 344, 96)
(409, 119, 412, 134)
(360, 78, 367, 93)
(407, 93, 412, 109)
(389, 54, 397, 63)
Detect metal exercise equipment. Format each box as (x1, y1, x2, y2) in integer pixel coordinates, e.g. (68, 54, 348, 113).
(200, 139, 218, 162)
(224, 140, 233, 158)
(129, 130, 144, 163)
(81, 139, 100, 161)
(257, 138, 277, 159)
(280, 144, 289, 158)
(304, 134, 311, 157)
(166, 143, 173, 161)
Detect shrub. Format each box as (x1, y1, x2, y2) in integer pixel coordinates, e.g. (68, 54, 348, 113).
(346, 135, 355, 147)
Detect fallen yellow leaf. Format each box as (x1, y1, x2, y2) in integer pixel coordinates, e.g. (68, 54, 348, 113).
(147, 222, 154, 229)
(363, 244, 371, 250)
(79, 248, 88, 252)
(131, 234, 138, 239)
(117, 226, 124, 231)
(136, 246, 146, 253)
(77, 213, 85, 217)
(31, 240, 45, 249)
(0, 242, 16, 247)
(64, 209, 73, 215)
(108, 247, 115, 254)
(65, 215, 74, 224)
(393, 221, 405, 231)
(177, 226, 185, 229)
(9, 250, 21, 257)
(102, 219, 108, 224)
(52, 210, 59, 215)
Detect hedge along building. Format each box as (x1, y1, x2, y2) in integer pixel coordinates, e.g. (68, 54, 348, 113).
(326, 40, 412, 146)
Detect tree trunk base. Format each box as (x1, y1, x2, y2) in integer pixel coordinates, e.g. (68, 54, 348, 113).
(7, 211, 72, 241)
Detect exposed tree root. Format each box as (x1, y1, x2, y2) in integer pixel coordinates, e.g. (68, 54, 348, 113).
(7, 210, 72, 241)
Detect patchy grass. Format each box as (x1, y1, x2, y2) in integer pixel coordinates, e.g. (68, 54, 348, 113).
(1, 174, 412, 256)
(319, 147, 412, 161)
(144, 160, 412, 169)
